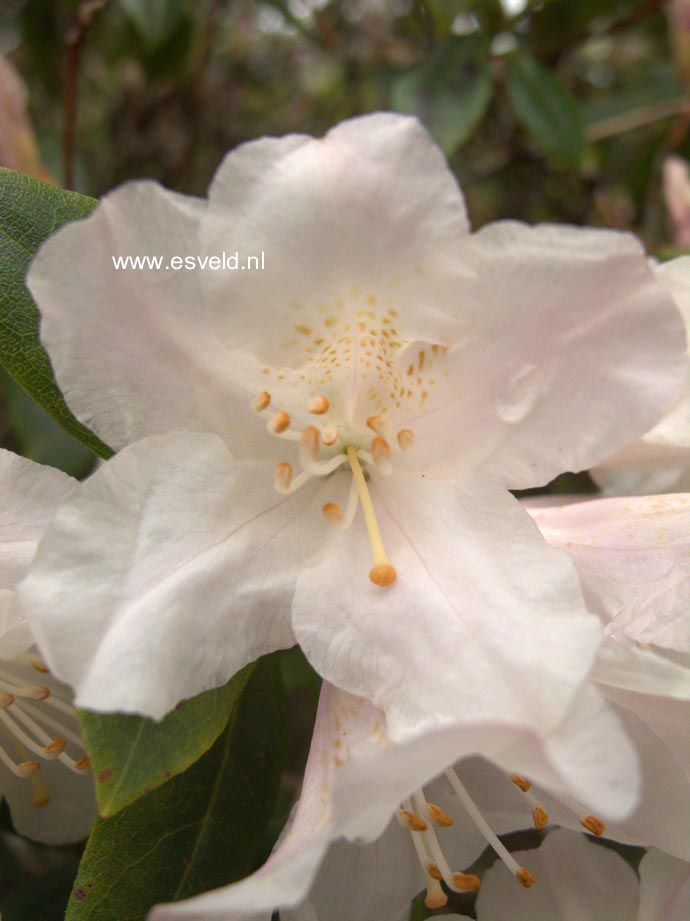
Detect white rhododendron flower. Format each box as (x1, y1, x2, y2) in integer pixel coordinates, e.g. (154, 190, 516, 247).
(20, 114, 687, 741)
(149, 679, 641, 921)
(594, 258, 690, 495)
(476, 828, 689, 921)
(0, 449, 94, 843)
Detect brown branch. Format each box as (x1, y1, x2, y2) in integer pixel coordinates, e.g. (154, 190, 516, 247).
(62, 0, 112, 190)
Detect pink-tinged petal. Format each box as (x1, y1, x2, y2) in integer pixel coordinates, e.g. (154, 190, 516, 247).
(476, 828, 639, 921)
(27, 182, 270, 457)
(592, 257, 690, 495)
(19, 433, 345, 718)
(407, 223, 687, 487)
(638, 849, 690, 921)
(293, 469, 601, 740)
(201, 113, 471, 365)
(528, 494, 690, 651)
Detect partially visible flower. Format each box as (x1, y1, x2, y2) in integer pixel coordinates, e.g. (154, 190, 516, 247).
(663, 156, 690, 249)
(149, 678, 640, 921)
(476, 827, 689, 921)
(0, 56, 54, 182)
(593, 257, 690, 495)
(20, 115, 686, 749)
(0, 449, 94, 844)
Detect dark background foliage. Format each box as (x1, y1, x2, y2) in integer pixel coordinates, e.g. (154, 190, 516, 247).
(0, 1, 687, 918)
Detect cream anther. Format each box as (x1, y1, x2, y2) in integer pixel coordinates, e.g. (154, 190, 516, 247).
(307, 395, 330, 415)
(27, 656, 49, 673)
(0, 693, 13, 708)
(251, 391, 271, 412)
(426, 802, 454, 827)
(43, 737, 67, 757)
(269, 411, 291, 434)
(274, 462, 293, 493)
(26, 685, 50, 700)
(396, 808, 428, 832)
(581, 815, 606, 837)
(424, 877, 448, 909)
(397, 428, 414, 450)
(322, 502, 344, 525)
(452, 872, 481, 893)
(18, 760, 40, 777)
(321, 425, 338, 446)
(366, 415, 387, 435)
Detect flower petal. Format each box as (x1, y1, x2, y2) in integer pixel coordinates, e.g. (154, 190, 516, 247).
(19, 432, 342, 717)
(201, 113, 471, 364)
(638, 849, 690, 921)
(0, 449, 74, 657)
(475, 828, 639, 921)
(407, 223, 687, 487)
(292, 469, 601, 740)
(27, 182, 269, 456)
(528, 494, 690, 651)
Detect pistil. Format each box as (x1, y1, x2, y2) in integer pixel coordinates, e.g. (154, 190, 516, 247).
(346, 446, 396, 586)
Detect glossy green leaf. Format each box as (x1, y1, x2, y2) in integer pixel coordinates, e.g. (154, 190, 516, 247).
(78, 665, 253, 818)
(392, 35, 493, 154)
(66, 658, 285, 921)
(0, 168, 112, 459)
(505, 51, 585, 167)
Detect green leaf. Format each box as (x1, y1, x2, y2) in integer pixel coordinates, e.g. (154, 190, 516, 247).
(66, 658, 285, 921)
(78, 666, 253, 818)
(391, 35, 494, 154)
(0, 168, 112, 460)
(1, 367, 96, 479)
(505, 51, 585, 167)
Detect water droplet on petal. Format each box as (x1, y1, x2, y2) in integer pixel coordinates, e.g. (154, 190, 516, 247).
(493, 363, 544, 424)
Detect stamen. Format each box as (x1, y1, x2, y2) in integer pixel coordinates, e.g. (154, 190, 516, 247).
(507, 773, 550, 829)
(274, 462, 293, 492)
(0, 693, 14, 708)
(33, 792, 52, 808)
(412, 790, 474, 896)
(371, 436, 392, 473)
(509, 774, 532, 793)
(516, 868, 537, 889)
(43, 737, 67, 756)
(299, 427, 320, 468)
(366, 415, 387, 435)
(322, 502, 344, 525)
(532, 806, 549, 829)
(426, 861, 443, 880)
(0, 682, 51, 700)
(581, 815, 606, 837)
(397, 428, 414, 450)
(307, 396, 329, 415)
(445, 767, 535, 888)
(452, 872, 481, 893)
(75, 755, 91, 772)
(0, 744, 40, 777)
(396, 808, 428, 832)
(268, 411, 291, 434)
(251, 391, 271, 412)
(347, 446, 396, 587)
(321, 425, 339, 446)
(426, 802, 454, 827)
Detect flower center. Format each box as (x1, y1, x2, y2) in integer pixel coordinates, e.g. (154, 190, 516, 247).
(398, 766, 607, 909)
(252, 389, 414, 587)
(0, 655, 90, 807)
